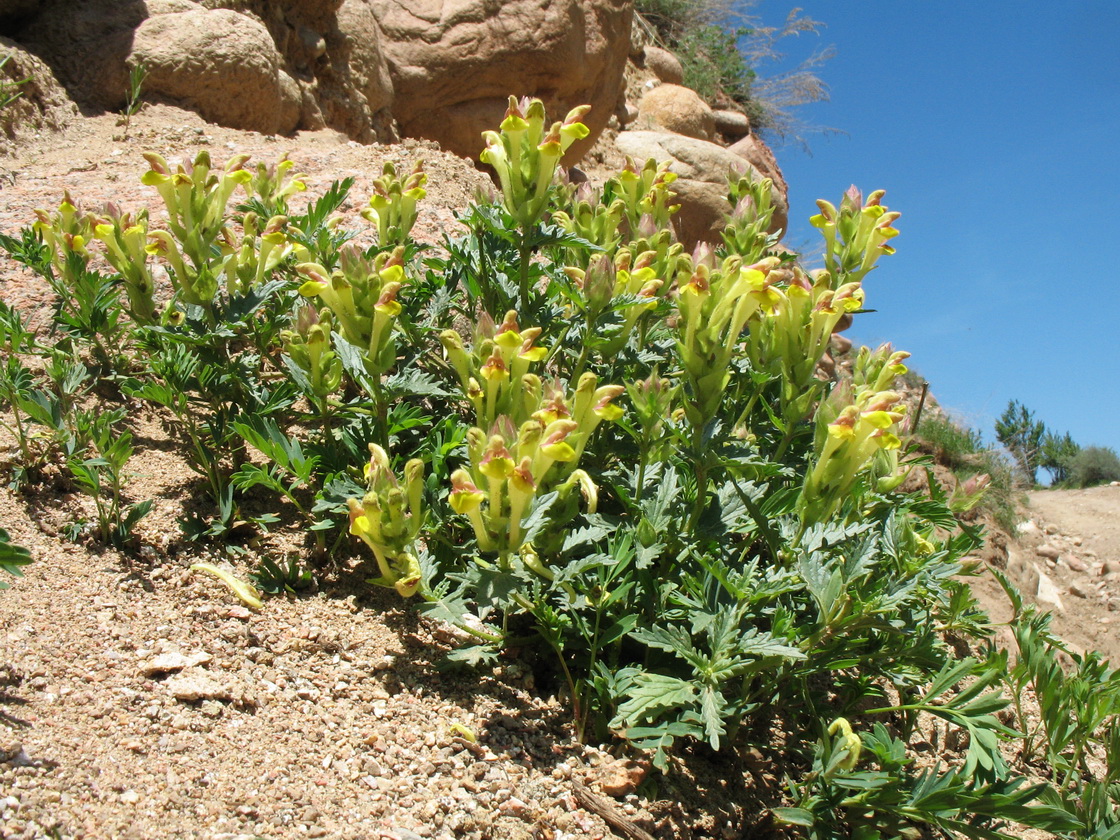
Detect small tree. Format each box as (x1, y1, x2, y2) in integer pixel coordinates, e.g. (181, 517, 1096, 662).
(1039, 430, 1080, 486)
(995, 399, 1045, 485)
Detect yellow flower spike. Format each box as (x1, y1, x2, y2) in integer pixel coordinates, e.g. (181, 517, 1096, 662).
(516, 327, 547, 362)
(295, 262, 331, 297)
(391, 553, 422, 598)
(373, 281, 402, 317)
(449, 469, 494, 552)
(516, 418, 544, 459)
(404, 459, 425, 534)
(494, 310, 523, 346)
(568, 469, 599, 513)
(591, 385, 625, 423)
(506, 456, 538, 547)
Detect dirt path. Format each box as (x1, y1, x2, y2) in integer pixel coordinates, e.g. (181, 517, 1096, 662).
(985, 485, 1120, 662)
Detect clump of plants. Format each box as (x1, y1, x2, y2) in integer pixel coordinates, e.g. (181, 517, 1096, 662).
(0, 97, 1110, 837)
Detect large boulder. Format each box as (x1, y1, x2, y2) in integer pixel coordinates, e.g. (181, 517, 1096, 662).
(132, 8, 301, 135)
(373, 0, 632, 162)
(0, 35, 76, 152)
(614, 130, 788, 247)
(636, 83, 715, 141)
(642, 45, 683, 85)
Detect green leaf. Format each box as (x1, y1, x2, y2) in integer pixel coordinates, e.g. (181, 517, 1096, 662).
(0, 527, 32, 589)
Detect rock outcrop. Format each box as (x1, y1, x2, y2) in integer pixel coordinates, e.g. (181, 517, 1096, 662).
(373, 0, 632, 161)
(0, 34, 76, 152)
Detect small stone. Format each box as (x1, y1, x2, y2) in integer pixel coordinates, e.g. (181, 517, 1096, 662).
(1072, 536, 1083, 546)
(1036, 572, 1065, 612)
(1016, 520, 1040, 537)
(1069, 583, 1091, 599)
(1101, 561, 1118, 576)
(1044, 523, 1060, 535)
(139, 651, 211, 676)
(1036, 544, 1061, 560)
(1064, 555, 1087, 573)
(498, 796, 530, 818)
(165, 671, 231, 703)
(120, 790, 139, 805)
(596, 759, 649, 797)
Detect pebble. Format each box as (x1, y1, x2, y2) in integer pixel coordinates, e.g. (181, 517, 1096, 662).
(1037, 544, 1061, 560)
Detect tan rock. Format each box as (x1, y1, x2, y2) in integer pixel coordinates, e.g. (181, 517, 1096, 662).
(132, 9, 301, 135)
(1036, 544, 1061, 560)
(712, 108, 750, 138)
(637, 83, 715, 140)
(642, 45, 683, 85)
(373, 0, 632, 162)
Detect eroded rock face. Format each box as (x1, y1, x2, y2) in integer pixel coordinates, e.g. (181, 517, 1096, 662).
(11, 0, 147, 110)
(615, 129, 788, 247)
(0, 0, 39, 24)
(7, 0, 394, 140)
(0, 35, 76, 152)
(133, 9, 301, 135)
(373, 0, 632, 161)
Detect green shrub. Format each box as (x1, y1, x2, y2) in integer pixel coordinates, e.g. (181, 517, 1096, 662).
(916, 414, 985, 471)
(1069, 446, 1120, 488)
(0, 100, 1093, 837)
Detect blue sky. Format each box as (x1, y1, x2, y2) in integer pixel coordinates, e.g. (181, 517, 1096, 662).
(750, 1, 1120, 457)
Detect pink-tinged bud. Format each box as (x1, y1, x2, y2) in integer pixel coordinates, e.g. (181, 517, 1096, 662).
(844, 185, 863, 208)
(142, 153, 170, 176)
(866, 189, 886, 207)
(495, 310, 521, 341)
(564, 104, 592, 126)
(637, 213, 658, 239)
(633, 250, 655, 271)
(692, 242, 715, 268)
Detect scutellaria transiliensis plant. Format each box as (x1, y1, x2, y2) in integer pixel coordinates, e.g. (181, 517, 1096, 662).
(217, 211, 292, 296)
(141, 150, 254, 308)
(32, 190, 93, 287)
(362, 161, 427, 247)
(480, 96, 591, 230)
(248, 155, 307, 215)
(280, 306, 344, 403)
(799, 385, 908, 526)
(810, 185, 901, 285)
(296, 244, 407, 379)
(446, 366, 623, 566)
(675, 250, 783, 428)
(348, 444, 424, 597)
(91, 202, 158, 323)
